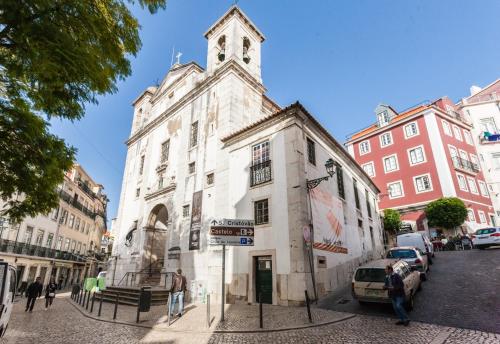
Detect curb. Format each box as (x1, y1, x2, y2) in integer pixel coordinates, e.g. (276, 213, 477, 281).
(67, 299, 357, 334)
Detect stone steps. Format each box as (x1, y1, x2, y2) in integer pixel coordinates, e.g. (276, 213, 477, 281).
(98, 286, 170, 306)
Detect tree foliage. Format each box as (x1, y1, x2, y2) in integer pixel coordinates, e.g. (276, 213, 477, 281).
(425, 197, 468, 230)
(0, 0, 166, 222)
(383, 208, 401, 233)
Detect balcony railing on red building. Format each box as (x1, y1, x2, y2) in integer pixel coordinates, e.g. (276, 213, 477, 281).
(452, 156, 479, 174)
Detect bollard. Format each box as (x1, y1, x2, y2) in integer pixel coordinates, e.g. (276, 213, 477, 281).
(77, 289, 81, 304)
(86, 291, 90, 310)
(90, 292, 95, 313)
(79, 289, 84, 305)
(98, 294, 103, 317)
(259, 292, 263, 329)
(113, 293, 119, 320)
(136, 299, 140, 323)
(305, 290, 312, 323)
(167, 292, 172, 326)
(206, 294, 211, 328)
(83, 291, 88, 308)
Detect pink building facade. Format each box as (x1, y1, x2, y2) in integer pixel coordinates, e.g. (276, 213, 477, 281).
(346, 99, 494, 237)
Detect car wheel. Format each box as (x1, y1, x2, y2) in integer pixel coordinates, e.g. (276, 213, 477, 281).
(358, 300, 368, 306)
(478, 246, 486, 250)
(405, 292, 414, 311)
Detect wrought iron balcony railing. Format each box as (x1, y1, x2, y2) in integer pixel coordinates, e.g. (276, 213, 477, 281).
(0, 239, 92, 262)
(59, 190, 96, 219)
(250, 160, 272, 187)
(452, 156, 479, 174)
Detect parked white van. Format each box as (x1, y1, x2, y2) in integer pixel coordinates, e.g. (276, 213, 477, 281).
(0, 261, 16, 337)
(396, 232, 434, 263)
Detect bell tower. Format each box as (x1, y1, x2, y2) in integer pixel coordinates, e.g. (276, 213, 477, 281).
(205, 6, 265, 83)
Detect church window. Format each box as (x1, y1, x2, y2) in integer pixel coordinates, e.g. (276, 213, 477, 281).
(306, 138, 316, 165)
(183, 205, 190, 218)
(139, 155, 145, 175)
(217, 35, 226, 62)
(188, 162, 196, 174)
(160, 140, 170, 163)
(190, 121, 198, 148)
(243, 37, 251, 64)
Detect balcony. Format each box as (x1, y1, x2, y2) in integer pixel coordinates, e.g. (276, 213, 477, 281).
(59, 190, 96, 219)
(452, 156, 479, 174)
(0, 239, 89, 262)
(250, 160, 272, 187)
(76, 179, 97, 199)
(479, 131, 500, 144)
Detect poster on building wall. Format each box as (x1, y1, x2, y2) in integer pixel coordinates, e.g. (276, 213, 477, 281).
(310, 187, 348, 254)
(188, 190, 203, 250)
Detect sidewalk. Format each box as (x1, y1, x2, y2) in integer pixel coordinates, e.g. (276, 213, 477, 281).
(68, 293, 354, 333)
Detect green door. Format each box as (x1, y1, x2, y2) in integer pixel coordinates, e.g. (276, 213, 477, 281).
(255, 256, 272, 304)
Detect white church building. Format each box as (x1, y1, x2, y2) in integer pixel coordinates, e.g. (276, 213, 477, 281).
(110, 6, 384, 305)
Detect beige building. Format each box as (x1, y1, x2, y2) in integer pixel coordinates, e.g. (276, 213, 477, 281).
(0, 164, 107, 291)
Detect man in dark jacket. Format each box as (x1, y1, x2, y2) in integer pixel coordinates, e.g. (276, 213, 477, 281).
(383, 265, 410, 326)
(169, 269, 187, 317)
(25, 277, 43, 312)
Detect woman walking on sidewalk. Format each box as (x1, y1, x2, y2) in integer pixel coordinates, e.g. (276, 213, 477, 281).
(45, 277, 57, 310)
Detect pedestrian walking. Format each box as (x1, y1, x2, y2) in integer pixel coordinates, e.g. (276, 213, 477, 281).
(45, 277, 58, 310)
(169, 269, 187, 318)
(25, 277, 43, 312)
(383, 265, 410, 326)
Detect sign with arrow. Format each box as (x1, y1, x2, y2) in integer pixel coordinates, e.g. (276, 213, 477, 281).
(209, 218, 254, 246)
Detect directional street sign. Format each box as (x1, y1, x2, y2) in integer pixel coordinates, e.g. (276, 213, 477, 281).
(209, 218, 254, 246)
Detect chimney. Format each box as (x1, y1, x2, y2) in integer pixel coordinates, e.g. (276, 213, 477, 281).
(470, 85, 482, 96)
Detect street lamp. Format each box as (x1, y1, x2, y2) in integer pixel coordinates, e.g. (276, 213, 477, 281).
(306, 158, 337, 190)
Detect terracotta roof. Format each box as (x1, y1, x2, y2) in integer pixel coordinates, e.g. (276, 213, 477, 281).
(349, 105, 429, 141)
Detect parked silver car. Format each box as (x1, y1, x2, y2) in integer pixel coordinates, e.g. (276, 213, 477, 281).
(386, 246, 429, 280)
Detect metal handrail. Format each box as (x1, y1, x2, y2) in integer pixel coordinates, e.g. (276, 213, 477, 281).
(117, 271, 174, 289)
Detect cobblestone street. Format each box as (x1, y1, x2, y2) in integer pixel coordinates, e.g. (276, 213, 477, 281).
(318, 247, 500, 334)
(4, 292, 500, 344)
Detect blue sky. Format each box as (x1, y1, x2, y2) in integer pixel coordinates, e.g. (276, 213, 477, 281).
(49, 0, 500, 225)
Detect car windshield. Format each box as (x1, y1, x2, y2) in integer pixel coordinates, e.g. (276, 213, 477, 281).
(475, 228, 496, 235)
(387, 249, 417, 259)
(354, 268, 386, 283)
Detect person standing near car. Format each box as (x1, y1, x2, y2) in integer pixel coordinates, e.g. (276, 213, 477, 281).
(169, 269, 187, 318)
(45, 277, 58, 310)
(383, 265, 410, 326)
(25, 277, 43, 312)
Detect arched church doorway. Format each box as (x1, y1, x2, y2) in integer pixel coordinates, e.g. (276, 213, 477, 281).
(143, 204, 169, 276)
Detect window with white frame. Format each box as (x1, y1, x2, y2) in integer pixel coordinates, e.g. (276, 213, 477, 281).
(492, 153, 500, 170)
(467, 177, 478, 194)
(359, 141, 371, 155)
(379, 132, 393, 147)
(459, 150, 468, 161)
(463, 130, 473, 145)
(457, 174, 468, 191)
(414, 174, 432, 193)
(362, 162, 375, 177)
(377, 110, 391, 126)
(404, 122, 419, 138)
(387, 181, 404, 199)
(408, 146, 425, 165)
(478, 181, 489, 197)
(449, 145, 458, 158)
(478, 210, 486, 223)
(252, 141, 270, 165)
(467, 209, 475, 222)
(470, 154, 480, 170)
(442, 120, 452, 136)
(383, 155, 399, 173)
(453, 125, 462, 141)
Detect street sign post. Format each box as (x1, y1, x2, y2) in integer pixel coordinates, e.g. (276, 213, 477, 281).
(210, 219, 254, 322)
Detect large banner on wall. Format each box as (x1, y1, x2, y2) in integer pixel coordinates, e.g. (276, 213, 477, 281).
(310, 187, 348, 254)
(189, 190, 203, 250)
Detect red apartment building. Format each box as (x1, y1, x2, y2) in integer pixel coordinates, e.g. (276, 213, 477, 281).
(345, 98, 494, 237)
